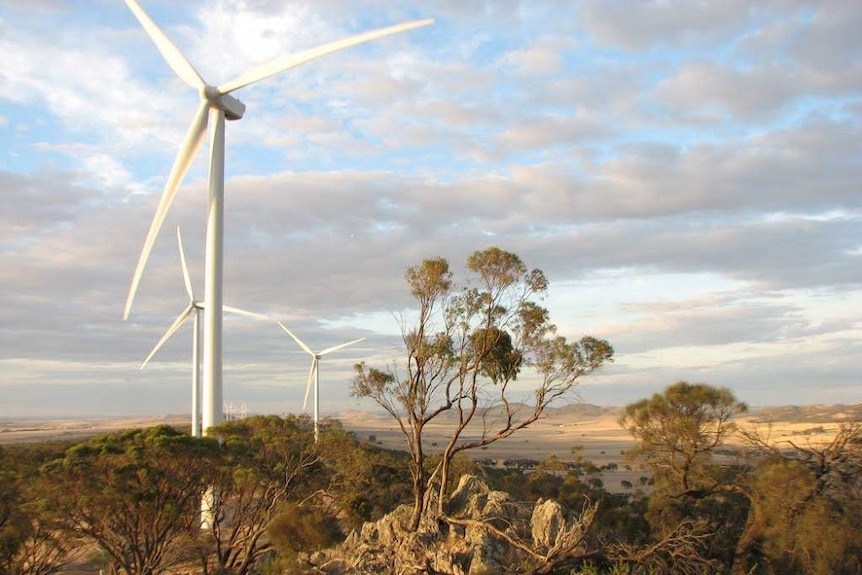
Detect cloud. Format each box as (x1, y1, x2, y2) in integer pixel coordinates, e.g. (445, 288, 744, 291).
(501, 38, 568, 77)
(0, 0, 859, 417)
(576, 0, 786, 50)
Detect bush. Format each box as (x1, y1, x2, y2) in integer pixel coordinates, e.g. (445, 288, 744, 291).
(268, 502, 343, 559)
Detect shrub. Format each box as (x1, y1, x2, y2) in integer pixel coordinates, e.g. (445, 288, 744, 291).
(268, 502, 343, 559)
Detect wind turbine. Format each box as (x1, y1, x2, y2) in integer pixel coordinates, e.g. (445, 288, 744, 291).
(120, 0, 433, 436)
(277, 322, 365, 441)
(140, 226, 267, 437)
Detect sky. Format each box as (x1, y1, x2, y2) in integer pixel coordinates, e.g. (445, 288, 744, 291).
(1, 0, 860, 419)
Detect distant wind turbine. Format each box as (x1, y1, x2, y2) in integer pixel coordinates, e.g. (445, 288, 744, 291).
(120, 0, 433, 435)
(140, 226, 267, 437)
(277, 322, 365, 441)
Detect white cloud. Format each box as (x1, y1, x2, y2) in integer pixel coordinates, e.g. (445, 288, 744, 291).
(0, 0, 859, 417)
(576, 0, 785, 50)
(501, 40, 567, 77)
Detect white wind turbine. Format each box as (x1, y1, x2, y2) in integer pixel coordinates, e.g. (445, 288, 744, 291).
(140, 226, 267, 437)
(277, 322, 365, 441)
(120, 0, 432, 436)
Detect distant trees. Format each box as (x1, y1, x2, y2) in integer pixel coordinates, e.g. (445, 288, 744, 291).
(619, 381, 748, 495)
(352, 247, 614, 530)
(314, 419, 412, 528)
(1, 446, 28, 575)
(0, 414, 417, 575)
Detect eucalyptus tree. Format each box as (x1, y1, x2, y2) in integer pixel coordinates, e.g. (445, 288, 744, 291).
(1, 445, 77, 575)
(352, 247, 614, 530)
(0, 440, 86, 575)
(200, 415, 321, 575)
(41, 426, 222, 575)
(619, 381, 748, 496)
(619, 382, 759, 573)
(743, 422, 862, 575)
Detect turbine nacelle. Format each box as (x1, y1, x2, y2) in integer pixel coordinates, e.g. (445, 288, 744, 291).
(202, 86, 245, 120)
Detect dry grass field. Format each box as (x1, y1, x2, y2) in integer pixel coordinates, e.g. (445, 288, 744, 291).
(339, 403, 860, 492)
(339, 405, 632, 463)
(4, 403, 857, 494)
(0, 414, 190, 445)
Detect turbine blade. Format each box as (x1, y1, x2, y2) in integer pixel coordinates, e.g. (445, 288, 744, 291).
(302, 358, 317, 411)
(319, 337, 366, 356)
(123, 101, 208, 319)
(217, 18, 434, 95)
(123, 0, 205, 90)
(277, 322, 314, 356)
(224, 305, 269, 321)
(140, 304, 194, 369)
(176, 226, 194, 301)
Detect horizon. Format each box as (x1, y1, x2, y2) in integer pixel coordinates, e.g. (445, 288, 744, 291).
(1, 1, 860, 419)
(4, 399, 860, 423)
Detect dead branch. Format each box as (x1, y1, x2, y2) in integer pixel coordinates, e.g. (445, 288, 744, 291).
(609, 518, 722, 575)
(443, 500, 601, 575)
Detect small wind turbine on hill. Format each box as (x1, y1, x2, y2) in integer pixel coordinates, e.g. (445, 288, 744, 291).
(140, 226, 267, 437)
(120, 0, 432, 436)
(277, 322, 365, 441)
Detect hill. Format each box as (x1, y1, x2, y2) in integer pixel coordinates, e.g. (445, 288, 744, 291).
(746, 403, 862, 424)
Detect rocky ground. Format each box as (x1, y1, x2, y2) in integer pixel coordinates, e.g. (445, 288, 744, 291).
(311, 474, 593, 575)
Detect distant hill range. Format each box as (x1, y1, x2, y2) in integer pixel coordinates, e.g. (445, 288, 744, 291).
(339, 402, 861, 426)
(744, 403, 862, 424)
(545, 403, 621, 419)
(542, 402, 862, 425)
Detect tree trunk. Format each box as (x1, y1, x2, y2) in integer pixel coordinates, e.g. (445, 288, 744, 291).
(730, 492, 765, 575)
(436, 453, 450, 516)
(408, 425, 426, 531)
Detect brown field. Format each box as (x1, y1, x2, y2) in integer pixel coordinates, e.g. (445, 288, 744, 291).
(339, 403, 860, 492)
(3, 403, 857, 494)
(0, 414, 190, 446)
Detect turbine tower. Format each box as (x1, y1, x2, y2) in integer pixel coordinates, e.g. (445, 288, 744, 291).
(140, 226, 267, 437)
(277, 322, 365, 441)
(121, 0, 432, 436)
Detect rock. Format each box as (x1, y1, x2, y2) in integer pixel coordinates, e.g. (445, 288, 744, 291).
(312, 475, 569, 575)
(531, 499, 565, 550)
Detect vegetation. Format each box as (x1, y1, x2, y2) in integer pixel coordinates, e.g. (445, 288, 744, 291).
(198, 415, 321, 575)
(1, 389, 859, 575)
(40, 426, 222, 575)
(0, 441, 81, 575)
(616, 382, 862, 575)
